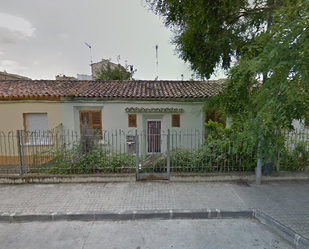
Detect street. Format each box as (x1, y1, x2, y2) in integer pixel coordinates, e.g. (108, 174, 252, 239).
(0, 219, 296, 249)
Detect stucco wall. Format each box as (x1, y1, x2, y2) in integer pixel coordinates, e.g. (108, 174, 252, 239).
(61, 100, 205, 133)
(0, 101, 63, 133)
(61, 100, 206, 155)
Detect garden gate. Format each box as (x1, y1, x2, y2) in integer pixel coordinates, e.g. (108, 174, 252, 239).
(135, 128, 170, 180)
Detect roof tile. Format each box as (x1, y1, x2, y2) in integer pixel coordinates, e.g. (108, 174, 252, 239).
(0, 80, 222, 99)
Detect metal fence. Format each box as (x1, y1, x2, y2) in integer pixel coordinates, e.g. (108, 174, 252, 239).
(0, 126, 309, 176)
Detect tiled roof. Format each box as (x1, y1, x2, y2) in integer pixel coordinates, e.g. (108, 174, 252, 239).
(0, 80, 222, 100)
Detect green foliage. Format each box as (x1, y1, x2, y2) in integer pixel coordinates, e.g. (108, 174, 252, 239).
(148, 0, 309, 160)
(204, 119, 228, 139)
(33, 142, 136, 174)
(202, 0, 309, 158)
(146, 0, 279, 79)
(155, 121, 258, 172)
(156, 123, 309, 173)
(95, 61, 132, 81)
(278, 134, 309, 171)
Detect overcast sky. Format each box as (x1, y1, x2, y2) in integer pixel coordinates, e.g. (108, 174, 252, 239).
(0, 0, 226, 80)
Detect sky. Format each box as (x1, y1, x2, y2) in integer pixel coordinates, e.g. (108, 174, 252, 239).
(0, 0, 226, 80)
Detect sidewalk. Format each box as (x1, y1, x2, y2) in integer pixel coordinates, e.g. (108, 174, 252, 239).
(0, 180, 308, 248)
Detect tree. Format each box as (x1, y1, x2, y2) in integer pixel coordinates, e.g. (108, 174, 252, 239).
(146, 0, 309, 164)
(205, 0, 309, 130)
(146, 0, 281, 79)
(95, 61, 135, 80)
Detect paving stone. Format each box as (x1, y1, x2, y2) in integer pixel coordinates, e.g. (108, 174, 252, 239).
(0, 180, 308, 241)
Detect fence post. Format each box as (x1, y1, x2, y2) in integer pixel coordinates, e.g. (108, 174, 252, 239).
(135, 130, 139, 178)
(167, 129, 170, 179)
(276, 129, 280, 172)
(255, 138, 262, 184)
(16, 130, 23, 176)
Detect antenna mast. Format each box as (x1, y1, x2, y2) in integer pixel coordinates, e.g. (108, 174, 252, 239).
(156, 44, 158, 80)
(84, 42, 93, 65)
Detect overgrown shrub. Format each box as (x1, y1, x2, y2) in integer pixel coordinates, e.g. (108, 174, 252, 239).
(155, 121, 258, 172)
(278, 141, 309, 171)
(32, 122, 309, 174)
(81, 120, 99, 153)
(33, 139, 135, 174)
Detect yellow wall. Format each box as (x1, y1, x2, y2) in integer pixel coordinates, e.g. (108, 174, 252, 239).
(0, 101, 63, 133)
(0, 101, 63, 166)
(0, 155, 55, 167)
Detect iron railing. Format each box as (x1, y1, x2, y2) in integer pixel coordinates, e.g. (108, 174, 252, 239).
(0, 127, 309, 176)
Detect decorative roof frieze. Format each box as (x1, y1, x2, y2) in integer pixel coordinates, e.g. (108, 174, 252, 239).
(125, 107, 184, 113)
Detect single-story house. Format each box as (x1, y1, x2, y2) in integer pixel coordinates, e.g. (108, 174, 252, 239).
(0, 80, 222, 133)
(0, 80, 222, 164)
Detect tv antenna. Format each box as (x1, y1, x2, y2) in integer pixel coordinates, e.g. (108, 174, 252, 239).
(155, 44, 159, 80)
(84, 42, 93, 65)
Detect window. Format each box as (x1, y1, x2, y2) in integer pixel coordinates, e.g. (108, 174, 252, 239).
(172, 114, 180, 127)
(79, 110, 102, 135)
(23, 113, 49, 145)
(128, 114, 137, 128)
(205, 110, 225, 127)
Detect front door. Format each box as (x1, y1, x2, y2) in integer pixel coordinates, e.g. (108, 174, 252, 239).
(147, 120, 161, 153)
(137, 119, 169, 180)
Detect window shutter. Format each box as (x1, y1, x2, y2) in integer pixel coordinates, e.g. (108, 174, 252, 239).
(172, 114, 180, 127)
(79, 111, 102, 135)
(26, 113, 48, 131)
(205, 111, 215, 123)
(91, 111, 102, 135)
(128, 114, 137, 127)
(24, 113, 48, 144)
(217, 112, 226, 127)
(80, 111, 90, 125)
(205, 110, 226, 127)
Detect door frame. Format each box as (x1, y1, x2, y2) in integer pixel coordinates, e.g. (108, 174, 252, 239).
(136, 127, 171, 181)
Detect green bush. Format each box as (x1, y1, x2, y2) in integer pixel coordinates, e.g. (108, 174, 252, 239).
(155, 121, 258, 172)
(278, 141, 309, 171)
(34, 142, 136, 174)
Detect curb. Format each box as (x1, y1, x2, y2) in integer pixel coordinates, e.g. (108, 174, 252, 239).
(1, 209, 308, 248)
(254, 210, 309, 249)
(0, 209, 254, 222)
(0, 174, 136, 184)
(1, 171, 309, 184)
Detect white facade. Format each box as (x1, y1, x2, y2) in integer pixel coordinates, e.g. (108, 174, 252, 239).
(61, 99, 205, 156)
(61, 100, 205, 133)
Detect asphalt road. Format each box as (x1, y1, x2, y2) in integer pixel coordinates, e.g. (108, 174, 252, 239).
(0, 219, 296, 249)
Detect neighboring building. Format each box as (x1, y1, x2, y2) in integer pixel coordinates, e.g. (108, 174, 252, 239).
(55, 75, 77, 80)
(0, 71, 31, 80)
(0, 79, 222, 163)
(77, 74, 92, 80)
(91, 59, 122, 79)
